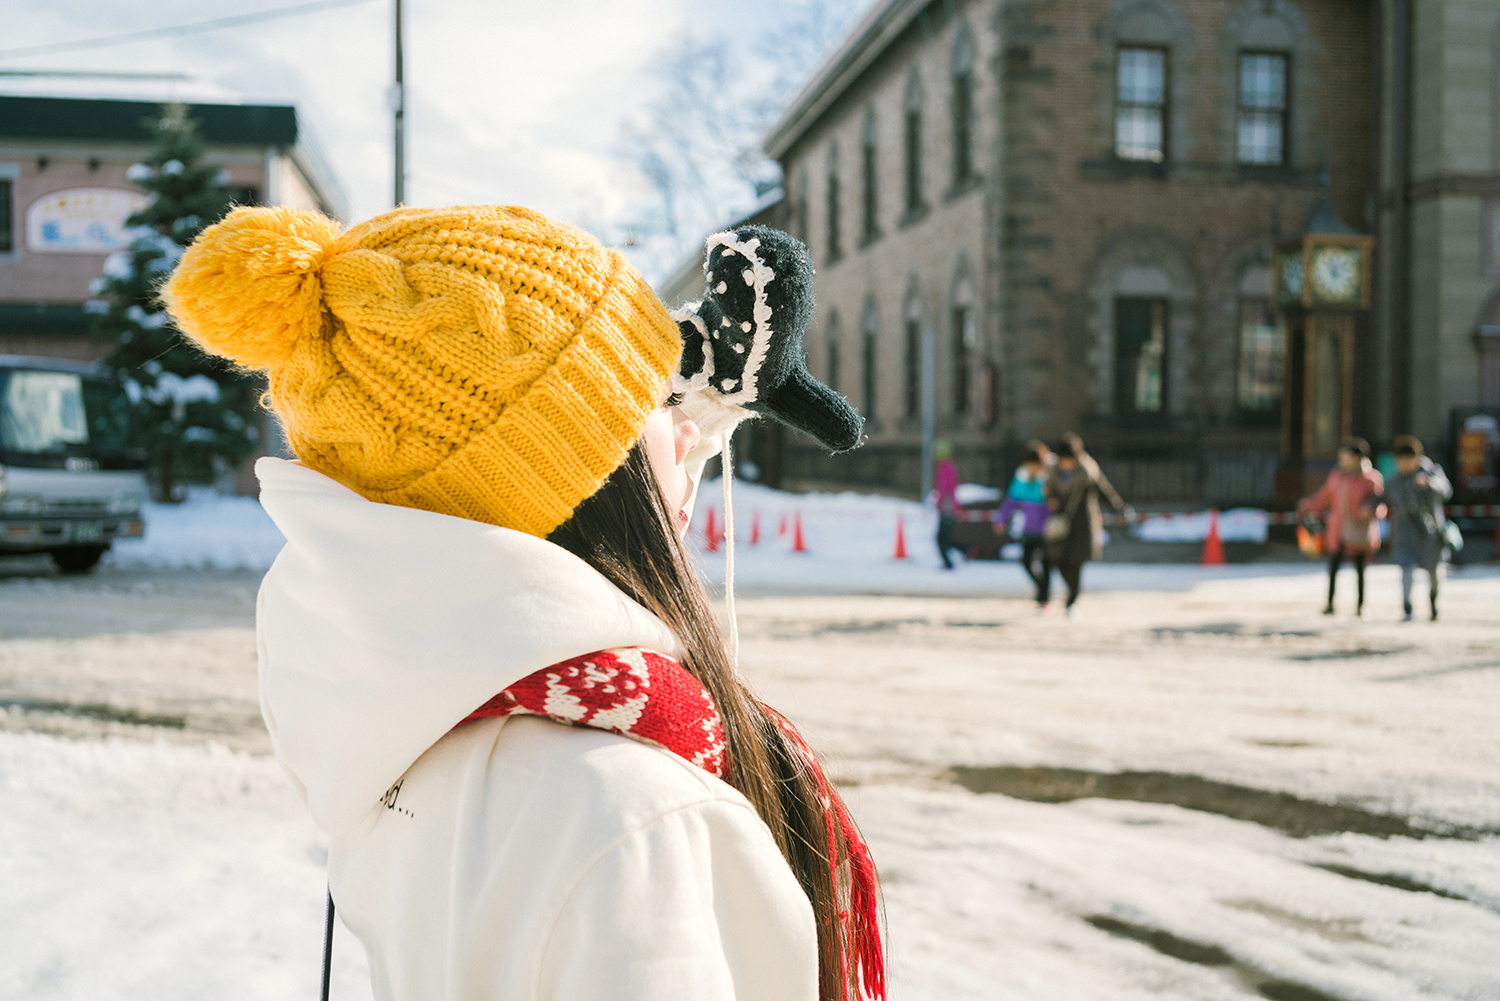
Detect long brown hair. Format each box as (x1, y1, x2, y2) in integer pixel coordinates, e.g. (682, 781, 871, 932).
(548, 443, 868, 1001)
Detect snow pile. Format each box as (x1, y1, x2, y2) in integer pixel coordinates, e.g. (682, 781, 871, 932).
(1131, 508, 1270, 544)
(105, 489, 286, 572)
(97, 478, 1303, 582)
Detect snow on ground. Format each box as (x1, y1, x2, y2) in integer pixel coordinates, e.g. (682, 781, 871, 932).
(5, 484, 1498, 1000)
(0, 732, 372, 1001)
(105, 489, 285, 573)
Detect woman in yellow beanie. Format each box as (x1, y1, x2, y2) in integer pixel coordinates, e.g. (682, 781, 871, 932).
(163, 205, 881, 1001)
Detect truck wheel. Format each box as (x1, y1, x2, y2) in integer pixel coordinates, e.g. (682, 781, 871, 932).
(51, 546, 108, 575)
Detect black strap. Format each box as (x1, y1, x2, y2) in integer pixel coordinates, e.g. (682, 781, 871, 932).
(321, 889, 335, 1001)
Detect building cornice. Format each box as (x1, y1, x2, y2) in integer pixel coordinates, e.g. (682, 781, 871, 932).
(1407, 172, 1500, 202)
(763, 0, 930, 161)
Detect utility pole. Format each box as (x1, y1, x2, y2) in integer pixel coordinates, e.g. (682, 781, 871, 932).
(393, 0, 405, 206)
(919, 328, 936, 502)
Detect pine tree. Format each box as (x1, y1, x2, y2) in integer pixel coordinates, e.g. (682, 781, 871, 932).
(92, 103, 260, 501)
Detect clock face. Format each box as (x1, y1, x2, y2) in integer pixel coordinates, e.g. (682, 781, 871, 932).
(1311, 246, 1361, 303)
(1279, 253, 1304, 302)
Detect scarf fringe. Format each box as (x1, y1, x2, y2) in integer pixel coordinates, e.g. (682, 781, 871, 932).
(769, 710, 886, 1001)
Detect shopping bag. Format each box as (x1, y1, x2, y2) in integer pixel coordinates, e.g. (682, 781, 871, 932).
(1296, 524, 1323, 558)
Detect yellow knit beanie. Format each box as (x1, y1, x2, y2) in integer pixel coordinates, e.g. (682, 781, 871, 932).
(162, 204, 682, 538)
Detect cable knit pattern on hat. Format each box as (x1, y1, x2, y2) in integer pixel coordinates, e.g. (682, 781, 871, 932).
(163, 204, 682, 538)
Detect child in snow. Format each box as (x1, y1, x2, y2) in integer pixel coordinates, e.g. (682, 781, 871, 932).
(1298, 437, 1386, 617)
(994, 448, 1051, 606)
(1385, 435, 1453, 621)
(162, 206, 881, 1001)
(933, 440, 962, 569)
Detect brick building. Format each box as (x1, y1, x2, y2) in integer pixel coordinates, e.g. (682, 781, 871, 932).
(0, 95, 346, 363)
(753, 0, 1500, 504)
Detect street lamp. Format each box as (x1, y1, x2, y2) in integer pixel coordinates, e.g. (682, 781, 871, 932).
(393, 0, 405, 206)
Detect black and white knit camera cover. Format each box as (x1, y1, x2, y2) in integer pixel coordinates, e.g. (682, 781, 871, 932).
(670, 226, 864, 453)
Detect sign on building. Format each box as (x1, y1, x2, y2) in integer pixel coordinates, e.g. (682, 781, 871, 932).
(26, 188, 149, 253)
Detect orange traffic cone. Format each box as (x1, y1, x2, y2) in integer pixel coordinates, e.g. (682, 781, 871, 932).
(704, 507, 719, 553)
(893, 514, 908, 559)
(778, 512, 787, 537)
(1201, 508, 1226, 565)
(792, 512, 807, 553)
(749, 511, 760, 546)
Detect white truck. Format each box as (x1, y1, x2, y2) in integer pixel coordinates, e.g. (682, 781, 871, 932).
(0, 356, 147, 574)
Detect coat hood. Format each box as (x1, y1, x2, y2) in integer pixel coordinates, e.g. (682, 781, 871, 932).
(254, 457, 683, 836)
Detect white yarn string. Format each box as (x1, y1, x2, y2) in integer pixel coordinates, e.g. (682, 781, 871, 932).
(720, 431, 740, 667)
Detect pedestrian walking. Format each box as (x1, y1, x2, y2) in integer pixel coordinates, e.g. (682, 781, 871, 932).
(934, 440, 963, 569)
(994, 448, 1052, 605)
(1385, 435, 1453, 621)
(1299, 437, 1386, 617)
(161, 206, 882, 1001)
(1044, 436, 1128, 615)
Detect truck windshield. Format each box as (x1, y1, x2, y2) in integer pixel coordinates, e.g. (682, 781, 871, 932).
(0, 369, 132, 455)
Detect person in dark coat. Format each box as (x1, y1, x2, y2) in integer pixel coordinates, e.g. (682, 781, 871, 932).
(1386, 435, 1453, 621)
(1044, 437, 1128, 615)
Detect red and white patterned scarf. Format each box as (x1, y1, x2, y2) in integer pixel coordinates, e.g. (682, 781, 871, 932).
(456, 647, 885, 1001)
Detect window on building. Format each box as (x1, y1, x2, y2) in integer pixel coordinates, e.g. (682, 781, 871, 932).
(952, 29, 975, 186)
(826, 146, 842, 262)
(905, 319, 922, 417)
(904, 109, 923, 211)
(862, 113, 879, 242)
(862, 326, 878, 420)
(0, 179, 12, 254)
(1115, 47, 1167, 162)
(1237, 52, 1288, 166)
(1115, 298, 1167, 413)
(827, 312, 842, 394)
(794, 170, 809, 245)
(1236, 298, 1284, 410)
(952, 305, 974, 413)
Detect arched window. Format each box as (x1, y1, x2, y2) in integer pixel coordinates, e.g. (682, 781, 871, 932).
(904, 277, 925, 418)
(903, 69, 926, 215)
(826, 141, 842, 262)
(794, 168, 809, 245)
(951, 23, 977, 186)
(1085, 232, 1198, 416)
(826, 310, 842, 394)
(861, 295, 880, 421)
(861, 107, 880, 243)
(951, 266, 977, 414)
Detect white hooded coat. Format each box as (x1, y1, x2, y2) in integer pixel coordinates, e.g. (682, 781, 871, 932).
(254, 457, 817, 1001)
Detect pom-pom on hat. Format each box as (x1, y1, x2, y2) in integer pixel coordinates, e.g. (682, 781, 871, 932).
(163, 204, 682, 538)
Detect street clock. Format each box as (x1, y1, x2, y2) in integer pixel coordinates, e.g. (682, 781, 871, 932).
(1271, 177, 1374, 494)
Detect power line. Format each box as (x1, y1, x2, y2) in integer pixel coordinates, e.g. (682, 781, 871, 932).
(0, 70, 192, 79)
(0, 0, 375, 62)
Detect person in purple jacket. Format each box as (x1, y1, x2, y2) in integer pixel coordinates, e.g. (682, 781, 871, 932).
(994, 448, 1052, 606)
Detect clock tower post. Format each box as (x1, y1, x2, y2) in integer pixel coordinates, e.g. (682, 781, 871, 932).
(1272, 175, 1375, 500)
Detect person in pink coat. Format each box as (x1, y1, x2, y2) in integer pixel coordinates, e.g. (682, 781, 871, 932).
(1298, 437, 1387, 617)
(933, 440, 963, 569)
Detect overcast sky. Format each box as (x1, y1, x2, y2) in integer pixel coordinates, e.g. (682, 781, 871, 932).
(3, 0, 871, 279)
